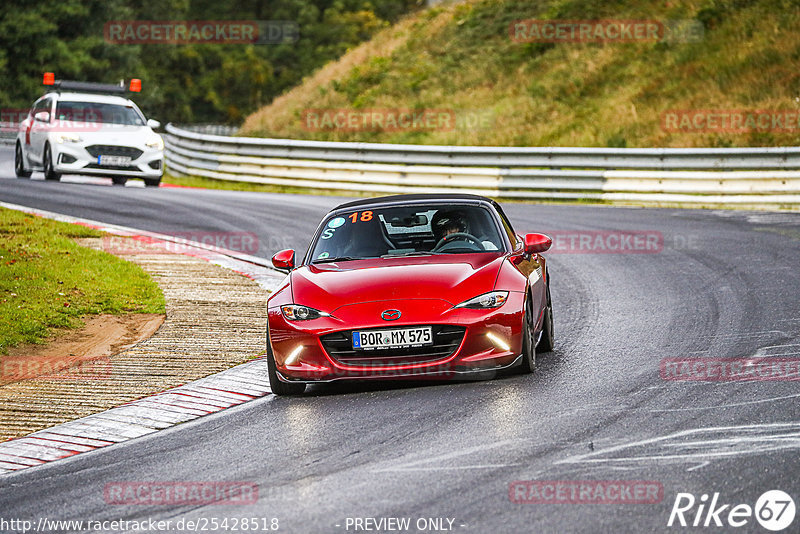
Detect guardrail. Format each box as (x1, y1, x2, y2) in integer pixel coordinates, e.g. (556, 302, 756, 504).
(177, 124, 239, 137)
(0, 131, 16, 146)
(165, 123, 800, 205)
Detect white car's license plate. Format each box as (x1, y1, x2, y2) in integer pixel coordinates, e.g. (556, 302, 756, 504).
(352, 327, 433, 350)
(98, 155, 131, 166)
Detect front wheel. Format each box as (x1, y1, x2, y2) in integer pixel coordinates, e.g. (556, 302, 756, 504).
(518, 294, 537, 373)
(111, 176, 128, 186)
(143, 178, 161, 187)
(537, 284, 554, 353)
(15, 144, 32, 178)
(266, 332, 306, 396)
(43, 145, 60, 181)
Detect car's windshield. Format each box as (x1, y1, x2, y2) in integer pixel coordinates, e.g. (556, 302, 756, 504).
(309, 204, 505, 263)
(55, 101, 145, 126)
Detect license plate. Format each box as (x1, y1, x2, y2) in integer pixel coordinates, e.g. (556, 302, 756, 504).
(352, 327, 433, 350)
(98, 155, 131, 166)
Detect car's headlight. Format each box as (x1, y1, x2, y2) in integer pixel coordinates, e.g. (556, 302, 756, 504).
(281, 305, 330, 321)
(455, 291, 509, 309)
(56, 134, 82, 143)
(145, 136, 164, 150)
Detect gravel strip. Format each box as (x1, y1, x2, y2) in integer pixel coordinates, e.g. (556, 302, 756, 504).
(0, 240, 268, 442)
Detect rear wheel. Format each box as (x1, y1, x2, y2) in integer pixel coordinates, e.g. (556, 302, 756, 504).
(519, 294, 537, 373)
(537, 284, 554, 353)
(43, 144, 60, 181)
(111, 176, 128, 186)
(15, 144, 31, 178)
(266, 332, 306, 396)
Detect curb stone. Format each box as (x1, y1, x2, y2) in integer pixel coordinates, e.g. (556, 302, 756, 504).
(0, 202, 287, 476)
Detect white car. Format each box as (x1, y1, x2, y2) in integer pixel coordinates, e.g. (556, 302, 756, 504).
(15, 80, 164, 186)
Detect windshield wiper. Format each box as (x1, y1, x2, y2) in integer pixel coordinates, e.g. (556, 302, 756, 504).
(312, 256, 360, 264)
(381, 251, 443, 258)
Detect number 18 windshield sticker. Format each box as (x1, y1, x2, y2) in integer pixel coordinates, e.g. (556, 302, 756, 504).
(321, 212, 372, 240)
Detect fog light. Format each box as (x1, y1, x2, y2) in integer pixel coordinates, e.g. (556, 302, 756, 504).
(486, 332, 510, 352)
(285, 345, 303, 366)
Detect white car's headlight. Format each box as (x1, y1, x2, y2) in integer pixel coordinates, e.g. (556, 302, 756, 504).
(56, 134, 82, 143)
(145, 135, 164, 150)
(281, 305, 330, 321)
(455, 291, 509, 309)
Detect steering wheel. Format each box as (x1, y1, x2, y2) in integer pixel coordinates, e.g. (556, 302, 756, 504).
(432, 232, 485, 252)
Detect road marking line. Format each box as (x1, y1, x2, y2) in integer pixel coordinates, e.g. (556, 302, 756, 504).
(556, 422, 800, 466)
(374, 440, 519, 472)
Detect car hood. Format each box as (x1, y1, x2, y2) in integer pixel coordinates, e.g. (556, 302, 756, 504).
(290, 253, 505, 312)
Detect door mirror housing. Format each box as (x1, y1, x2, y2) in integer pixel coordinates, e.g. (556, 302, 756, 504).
(147, 119, 161, 129)
(524, 233, 552, 254)
(34, 111, 50, 123)
(272, 249, 295, 270)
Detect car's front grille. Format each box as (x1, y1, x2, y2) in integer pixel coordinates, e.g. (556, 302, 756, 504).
(85, 145, 143, 159)
(320, 325, 466, 367)
(84, 163, 139, 171)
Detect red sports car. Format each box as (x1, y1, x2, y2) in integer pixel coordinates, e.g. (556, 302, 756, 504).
(266, 194, 554, 395)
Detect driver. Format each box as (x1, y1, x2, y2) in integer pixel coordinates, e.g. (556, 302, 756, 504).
(431, 209, 499, 251)
(432, 209, 470, 242)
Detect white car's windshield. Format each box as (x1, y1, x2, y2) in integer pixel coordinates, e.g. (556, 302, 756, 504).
(309, 204, 504, 263)
(55, 101, 145, 126)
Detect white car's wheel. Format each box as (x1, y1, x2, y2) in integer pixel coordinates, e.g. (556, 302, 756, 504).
(15, 143, 32, 178)
(43, 144, 61, 181)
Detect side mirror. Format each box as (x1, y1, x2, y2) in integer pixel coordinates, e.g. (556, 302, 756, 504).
(272, 249, 295, 270)
(34, 111, 50, 123)
(524, 233, 552, 254)
(147, 119, 161, 129)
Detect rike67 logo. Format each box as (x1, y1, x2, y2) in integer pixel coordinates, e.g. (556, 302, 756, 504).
(668, 490, 795, 531)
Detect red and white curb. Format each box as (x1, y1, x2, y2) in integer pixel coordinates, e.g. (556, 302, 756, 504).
(0, 359, 272, 474)
(0, 202, 287, 476)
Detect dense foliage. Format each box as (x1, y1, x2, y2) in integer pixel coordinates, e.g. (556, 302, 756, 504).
(0, 0, 418, 124)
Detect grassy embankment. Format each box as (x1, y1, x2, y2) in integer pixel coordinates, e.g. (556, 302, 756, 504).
(165, 0, 800, 198)
(0, 208, 165, 354)
(240, 0, 800, 147)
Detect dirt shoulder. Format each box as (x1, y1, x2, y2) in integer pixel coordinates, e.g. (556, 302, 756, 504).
(0, 238, 268, 442)
(1, 314, 164, 386)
